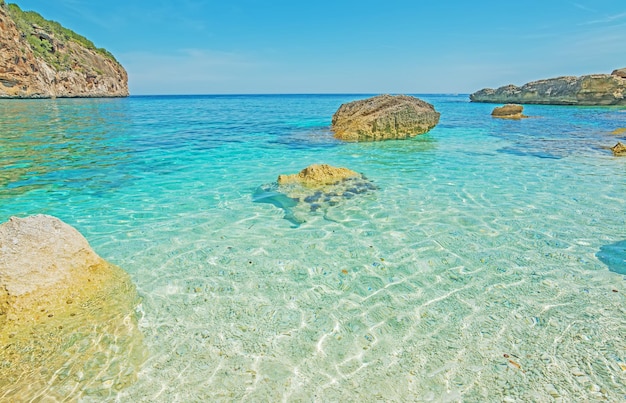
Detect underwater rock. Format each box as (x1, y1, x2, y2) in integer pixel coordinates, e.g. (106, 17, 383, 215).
(611, 128, 626, 135)
(491, 104, 528, 119)
(254, 165, 377, 226)
(0, 215, 145, 400)
(611, 142, 626, 156)
(331, 94, 440, 141)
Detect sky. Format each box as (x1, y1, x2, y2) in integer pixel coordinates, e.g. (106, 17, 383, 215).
(9, 0, 626, 95)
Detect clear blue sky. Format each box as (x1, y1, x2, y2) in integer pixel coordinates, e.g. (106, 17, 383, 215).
(10, 0, 626, 95)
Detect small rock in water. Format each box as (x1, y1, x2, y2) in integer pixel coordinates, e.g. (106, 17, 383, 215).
(491, 104, 528, 119)
(611, 141, 626, 156)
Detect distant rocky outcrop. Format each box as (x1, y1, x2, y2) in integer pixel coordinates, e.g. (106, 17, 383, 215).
(331, 94, 440, 141)
(0, 215, 145, 399)
(611, 142, 626, 156)
(491, 104, 527, 119)
(0, 2, 128, 98)
(470, 69, 626, 105)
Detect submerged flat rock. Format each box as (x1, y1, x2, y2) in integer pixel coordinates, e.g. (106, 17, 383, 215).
(611, 128, 626, 135)
(0, 215, 145, 399)
(470, 69, 626, 105)
(331, 94, 440, 141)
(255, 164, 377, 226)
(277, 164, 360, 186)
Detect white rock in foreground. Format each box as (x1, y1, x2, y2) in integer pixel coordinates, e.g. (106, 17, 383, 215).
(0, 214, 145, 400)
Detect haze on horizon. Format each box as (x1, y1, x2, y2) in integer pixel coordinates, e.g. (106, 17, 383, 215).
(10, 0, 626, 95)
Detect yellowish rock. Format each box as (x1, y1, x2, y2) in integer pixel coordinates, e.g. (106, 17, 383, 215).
(611, 141, 626, 156)
(278, 164, 360, 187)
(491, 104, 528, 119)
(611, 128, 626, 135)
(331, 94, 440, 141)
(0, 215, 145, 400)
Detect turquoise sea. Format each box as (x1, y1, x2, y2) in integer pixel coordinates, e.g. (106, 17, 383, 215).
(1, 94, 625, 401)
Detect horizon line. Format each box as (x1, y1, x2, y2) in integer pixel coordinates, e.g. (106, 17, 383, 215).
(128, 92, 471, 97)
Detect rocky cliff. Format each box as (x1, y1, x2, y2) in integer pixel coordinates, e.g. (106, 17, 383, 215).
(470, 69, 626, 106)
(0, 1, 128, 98)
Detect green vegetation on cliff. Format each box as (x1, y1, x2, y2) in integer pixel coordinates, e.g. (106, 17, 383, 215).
(5, 2, 117, 71)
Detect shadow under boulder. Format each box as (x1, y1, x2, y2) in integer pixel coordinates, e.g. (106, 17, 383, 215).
(0, 215, 146, 400)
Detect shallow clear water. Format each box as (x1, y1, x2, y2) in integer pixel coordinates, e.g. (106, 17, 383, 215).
(1, 95, 626, 401)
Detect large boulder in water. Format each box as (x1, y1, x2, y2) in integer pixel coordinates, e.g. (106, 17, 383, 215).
(0, 215, 145, 400)
(331, 94, 440, 141)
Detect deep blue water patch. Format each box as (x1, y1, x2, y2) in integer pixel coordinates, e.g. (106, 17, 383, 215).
(596, 240, 626, 275)
(498, 147, 561, 160)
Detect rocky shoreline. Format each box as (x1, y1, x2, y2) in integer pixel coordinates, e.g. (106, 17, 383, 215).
(470, 68, 626, 106)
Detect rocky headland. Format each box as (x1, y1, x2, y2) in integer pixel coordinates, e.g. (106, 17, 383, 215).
(0, 1, 128, 98)
(470, 68, 626, 105)
(331, 94, 440, 141)
(0, 215, 145, 399)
